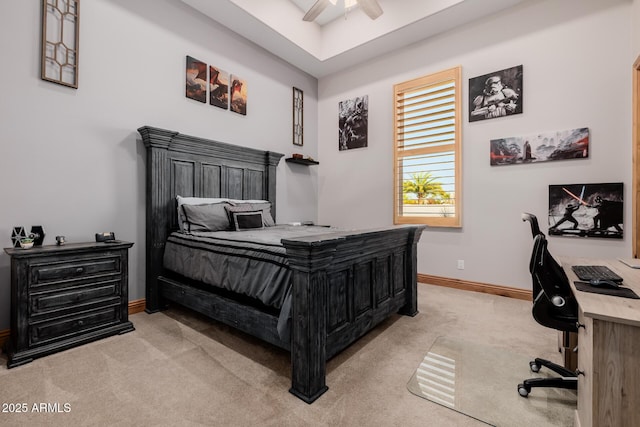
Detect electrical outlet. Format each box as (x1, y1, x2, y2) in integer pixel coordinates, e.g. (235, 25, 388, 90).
(457, 260, 465, 270)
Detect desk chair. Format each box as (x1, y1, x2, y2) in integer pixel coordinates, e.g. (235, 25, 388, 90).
(522, 211, 541, 237)
(518, 213, 578, 397)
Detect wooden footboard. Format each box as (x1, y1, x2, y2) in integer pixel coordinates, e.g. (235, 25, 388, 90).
(282, 225, 424, 403)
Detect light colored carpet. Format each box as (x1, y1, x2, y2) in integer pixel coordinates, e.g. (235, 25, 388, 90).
(0, 283, 574, 426)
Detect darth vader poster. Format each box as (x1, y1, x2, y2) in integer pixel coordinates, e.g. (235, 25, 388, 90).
(548, 183, 623, 239)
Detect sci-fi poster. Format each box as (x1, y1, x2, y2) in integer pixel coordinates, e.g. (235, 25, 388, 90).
(339, 95, 368, 151)
(491, 127, 589, 166)
(548, 182, 623, 239)
(469, 65, 523, 122)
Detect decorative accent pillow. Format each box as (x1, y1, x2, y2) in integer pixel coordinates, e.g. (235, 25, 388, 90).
(176, 196, 230, 232)
(229, 201, 275, 226)
(229, 210, 264, 231)
(181, 202, 233, 232)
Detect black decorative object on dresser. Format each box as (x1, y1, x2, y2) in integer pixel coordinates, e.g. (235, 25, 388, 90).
(3, 241, 135, 368)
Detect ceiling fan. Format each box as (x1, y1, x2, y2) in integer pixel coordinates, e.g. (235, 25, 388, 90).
(302, 0, 383, 22)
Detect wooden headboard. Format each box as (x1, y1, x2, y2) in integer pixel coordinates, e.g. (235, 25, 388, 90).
(138, 126, 284, 311)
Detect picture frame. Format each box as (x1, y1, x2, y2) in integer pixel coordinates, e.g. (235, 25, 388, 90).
(469, 65, 522, 122)
(293, 87, 303, 146)
(185, 56, 207, 103)
(230, 75, 247, 115)
(339, 95, 368, 151)
(209, 65, 229, 110)
(548, 182, 623, 239)
(490, 127, 589, 166)
(41, 0, 80, 89)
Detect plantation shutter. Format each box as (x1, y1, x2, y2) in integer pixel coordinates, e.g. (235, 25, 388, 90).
(393, 66, 462, 227)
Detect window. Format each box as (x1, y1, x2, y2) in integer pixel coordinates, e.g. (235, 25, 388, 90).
(393, 66, 462, 227)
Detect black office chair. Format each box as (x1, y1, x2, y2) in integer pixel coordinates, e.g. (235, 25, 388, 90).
(522, 211, 541, 238)
(518, 213, 578, 397)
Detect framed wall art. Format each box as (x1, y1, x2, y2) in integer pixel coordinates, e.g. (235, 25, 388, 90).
(41, 0, 79, 88)
(209, 65, 229, 109)
(230, 75, 247, 115)
(186, 56, 207, 103)
(548, 182, 623, 239)
(469, 65, 522, 122)
(339, 95, 368, 151)
(293, 87, 303, 146)
(490, 127, 589, 166)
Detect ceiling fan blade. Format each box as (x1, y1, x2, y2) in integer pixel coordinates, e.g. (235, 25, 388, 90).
(358, 0, 383, 20)
(303, 0, 331, 22)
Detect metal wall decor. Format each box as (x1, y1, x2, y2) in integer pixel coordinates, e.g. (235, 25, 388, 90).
(293, 87, 303, 146)
(41, 0, 80, 88)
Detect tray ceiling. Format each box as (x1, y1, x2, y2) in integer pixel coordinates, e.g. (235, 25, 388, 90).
(181, 0, 528, 78)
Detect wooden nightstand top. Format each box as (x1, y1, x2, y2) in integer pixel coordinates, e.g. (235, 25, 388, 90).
(4, 241, 134, 258)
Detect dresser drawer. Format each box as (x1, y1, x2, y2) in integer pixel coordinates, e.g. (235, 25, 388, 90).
(30, 280, 121, 315)
(29, 304, 122, 347)
(30, 256, 121, 286)
(4, 241, 134, 368)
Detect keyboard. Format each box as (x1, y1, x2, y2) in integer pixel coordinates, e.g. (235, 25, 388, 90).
(571, 265, 623, 283)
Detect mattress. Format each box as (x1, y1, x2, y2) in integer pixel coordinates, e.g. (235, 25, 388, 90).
(162, 225, 337, 340)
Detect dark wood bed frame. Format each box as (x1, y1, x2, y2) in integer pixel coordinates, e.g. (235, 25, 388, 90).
(138, 126, 424, 403)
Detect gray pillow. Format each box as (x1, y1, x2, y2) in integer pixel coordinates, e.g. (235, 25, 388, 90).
(176, 196, 231, 232)
(230, 202, 275, 226)
(182, 202, 233, 232)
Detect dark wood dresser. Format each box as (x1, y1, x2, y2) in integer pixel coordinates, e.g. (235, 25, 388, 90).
(3, 241, 135, 368)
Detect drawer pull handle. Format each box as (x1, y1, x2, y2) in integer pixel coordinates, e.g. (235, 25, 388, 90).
(77, 320, 84, 326)
(75, 267, 84, 274)
(576, 322, 585, 330)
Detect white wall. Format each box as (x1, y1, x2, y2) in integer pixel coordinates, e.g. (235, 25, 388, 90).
(0, 0, 319, 329)
(634, 0, 640, 55)
(318, 0, 633, 289)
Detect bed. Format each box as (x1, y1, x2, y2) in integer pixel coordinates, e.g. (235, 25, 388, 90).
(138, 126, 425, 403)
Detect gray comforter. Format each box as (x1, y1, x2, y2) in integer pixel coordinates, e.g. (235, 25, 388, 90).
(162, 225, 337, 340)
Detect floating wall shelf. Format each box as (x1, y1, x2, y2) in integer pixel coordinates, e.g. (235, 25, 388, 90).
(285, 157, 319, 166)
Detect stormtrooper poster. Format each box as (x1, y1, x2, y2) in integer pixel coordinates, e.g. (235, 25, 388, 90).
(469, 65, 523, 122)
(339, 95, 368, 151)
(548, 183, 623, 239)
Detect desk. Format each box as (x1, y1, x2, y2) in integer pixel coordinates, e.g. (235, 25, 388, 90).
(560, 257, 640, 427)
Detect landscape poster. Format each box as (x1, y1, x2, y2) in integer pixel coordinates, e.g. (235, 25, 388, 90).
(490, 127, 589, 166)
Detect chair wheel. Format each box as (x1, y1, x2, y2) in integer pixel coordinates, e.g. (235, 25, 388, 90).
(529, 361, 541, 373)
(518, 384, 530, 397)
